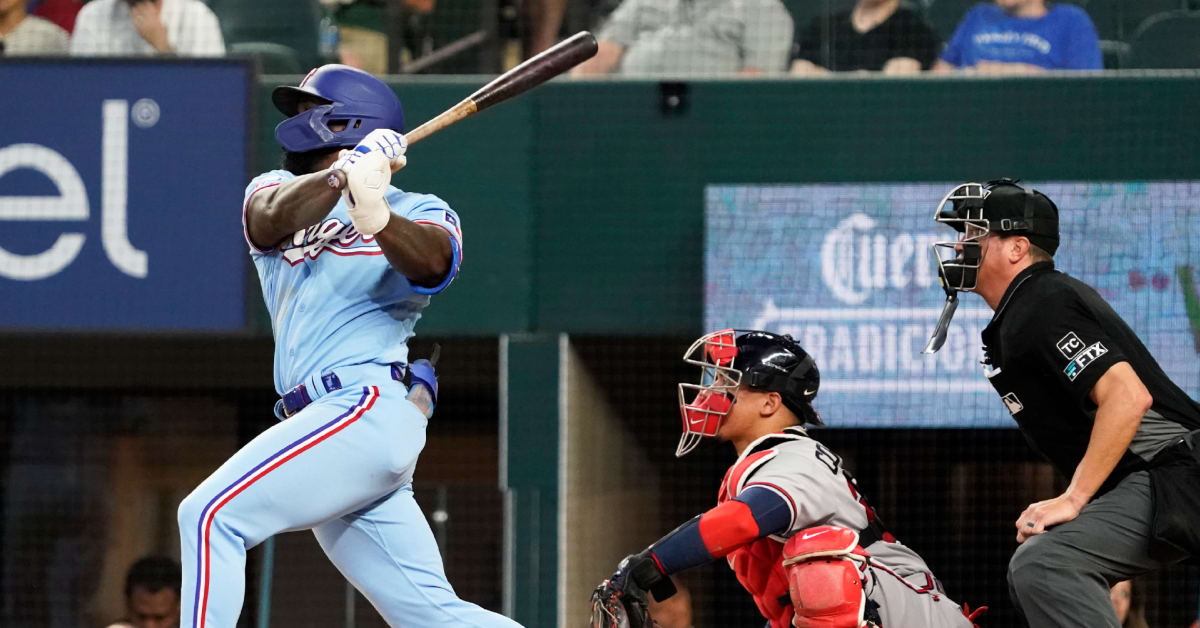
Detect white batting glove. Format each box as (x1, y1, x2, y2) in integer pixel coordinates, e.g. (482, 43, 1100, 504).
(329, 129, 408, 178)
(341, 151, 393, 236)
(356, 128, 407, 170)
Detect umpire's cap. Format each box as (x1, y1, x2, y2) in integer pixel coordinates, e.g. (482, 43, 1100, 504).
(941, 178, 1060, 255)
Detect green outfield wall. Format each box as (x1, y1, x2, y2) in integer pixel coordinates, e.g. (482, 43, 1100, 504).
(253, 74, 1200, 336)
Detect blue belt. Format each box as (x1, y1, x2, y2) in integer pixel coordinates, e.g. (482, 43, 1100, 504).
(275, 363, 407, 420)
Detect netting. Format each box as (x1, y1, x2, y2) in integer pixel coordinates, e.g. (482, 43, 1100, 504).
(3, 0, 1200, 626)
(6, 0, 1199, 72)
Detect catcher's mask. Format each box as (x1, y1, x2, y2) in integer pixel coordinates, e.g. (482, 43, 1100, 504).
(676, 329, 821, 457)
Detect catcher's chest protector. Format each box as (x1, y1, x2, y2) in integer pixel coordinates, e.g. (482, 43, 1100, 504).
(727, 537, 794, 627)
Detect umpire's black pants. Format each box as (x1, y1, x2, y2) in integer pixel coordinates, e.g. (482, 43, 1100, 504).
(1007, 471, 1186, 627)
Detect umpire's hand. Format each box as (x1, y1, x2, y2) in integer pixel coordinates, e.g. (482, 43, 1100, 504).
(1015, 492, 1086, 543)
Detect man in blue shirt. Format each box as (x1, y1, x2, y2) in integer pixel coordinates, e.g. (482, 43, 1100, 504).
(933, 0, 1101, 74)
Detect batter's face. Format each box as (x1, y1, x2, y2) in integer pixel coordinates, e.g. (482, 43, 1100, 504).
(296, 99, 349, 132)
(128, 586, 180, 628)
(287, 99, 350, 173)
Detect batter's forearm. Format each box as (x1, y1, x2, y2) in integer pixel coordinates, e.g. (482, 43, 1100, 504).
(374, 216, 453, 288)
(268, 172, 342, 232)
(247, 172, 341, 248)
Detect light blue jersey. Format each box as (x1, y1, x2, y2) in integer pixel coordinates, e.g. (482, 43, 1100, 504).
(179, 170, 519, 628)
(241, 169, 463, 395)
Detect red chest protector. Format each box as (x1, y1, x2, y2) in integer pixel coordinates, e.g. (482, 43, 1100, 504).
(719, 452, 794, 628)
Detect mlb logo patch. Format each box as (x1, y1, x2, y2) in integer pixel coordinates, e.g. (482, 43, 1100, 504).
(1002, 393, 1024, 415)
(1056, 332, 1085, 360)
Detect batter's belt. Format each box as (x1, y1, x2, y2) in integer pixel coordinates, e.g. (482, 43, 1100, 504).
(274, 362, 408, 420)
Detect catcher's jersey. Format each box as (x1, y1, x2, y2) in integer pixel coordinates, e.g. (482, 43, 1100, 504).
(720, 426, 940, 626)
(242, 170, 463, 395)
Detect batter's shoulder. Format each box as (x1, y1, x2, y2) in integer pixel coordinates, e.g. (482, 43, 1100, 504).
(245, 170, 294, 195)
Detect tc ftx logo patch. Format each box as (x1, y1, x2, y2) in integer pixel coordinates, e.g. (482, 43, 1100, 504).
(1064, 342, 1108, 381)
(1056, 332, 1086, 359)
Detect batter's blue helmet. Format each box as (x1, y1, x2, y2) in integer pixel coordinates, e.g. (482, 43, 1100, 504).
(272, 64, 406, 153)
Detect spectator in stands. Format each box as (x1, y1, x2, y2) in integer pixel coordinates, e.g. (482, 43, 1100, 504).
(790, 0, 940, 76)
(1, 0, 68, 53)
(104, 556, 181, 628)
(932, 0, 1100, 74)
(1110, 579, 1149, 628)
(572, 0, 793, 77)
(70, 0, 224, 57)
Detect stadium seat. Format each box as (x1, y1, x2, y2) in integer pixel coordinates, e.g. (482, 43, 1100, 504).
(228, 41, 306, 74)
(925, 0, 985, 41)
(1079, 0, 1120, 40)
(781, 0, 857, 35)
(1098, 39, 1128, 69)
(392, 0, 500, 73)
(1119, 0, 1187, 39)
(1125, 10, 1200, 68)
(207, 0, 323, 71)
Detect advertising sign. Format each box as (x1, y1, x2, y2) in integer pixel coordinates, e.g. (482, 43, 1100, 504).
(0, 60, 250, 330)
(706, 183, 1200, 427)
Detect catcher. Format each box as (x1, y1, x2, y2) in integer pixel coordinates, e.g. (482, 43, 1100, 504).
(591, 329, 983, 628)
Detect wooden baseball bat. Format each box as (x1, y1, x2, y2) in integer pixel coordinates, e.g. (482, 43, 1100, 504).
(327, 31, 598, 190)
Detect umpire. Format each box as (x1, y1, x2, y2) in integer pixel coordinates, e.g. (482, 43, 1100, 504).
(928, 179, 1200, 627)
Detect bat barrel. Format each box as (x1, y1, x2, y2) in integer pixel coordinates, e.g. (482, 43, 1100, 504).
(468, 31, 598, 111)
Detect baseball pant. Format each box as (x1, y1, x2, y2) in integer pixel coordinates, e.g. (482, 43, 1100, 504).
(1007, 470, 1187, 627)
(177, 378, 521, 628)
(867, 565, 972, 628)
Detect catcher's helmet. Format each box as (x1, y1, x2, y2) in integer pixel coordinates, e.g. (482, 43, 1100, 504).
(676, 329, 821, 457)
(272, 64, 406, 153)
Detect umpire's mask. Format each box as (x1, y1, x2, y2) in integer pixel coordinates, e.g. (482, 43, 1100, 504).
(931, 182, 990, 292)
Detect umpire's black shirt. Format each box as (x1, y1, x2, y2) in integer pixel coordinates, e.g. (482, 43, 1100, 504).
(981, 262, 1200, 495)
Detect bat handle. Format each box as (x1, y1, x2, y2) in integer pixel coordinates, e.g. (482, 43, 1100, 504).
(325, 151, 409, 191)
(327, 169, 348, 190)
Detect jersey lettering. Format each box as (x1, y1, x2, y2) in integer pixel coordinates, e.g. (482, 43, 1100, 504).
(813, 441, 841, 475)
(279, 218, 379, 266)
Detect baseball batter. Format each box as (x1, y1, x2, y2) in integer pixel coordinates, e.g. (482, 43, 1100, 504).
(176, 65, 520, 627)
(591, 330, 982, 628)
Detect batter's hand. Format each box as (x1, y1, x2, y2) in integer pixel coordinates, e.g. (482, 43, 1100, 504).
(1015, 493, 1085, 543)
(341, 151, 393, 236)
(330, 129, 408, 177)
